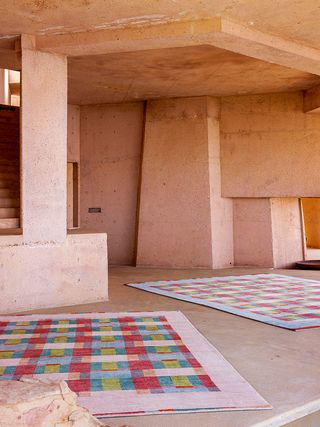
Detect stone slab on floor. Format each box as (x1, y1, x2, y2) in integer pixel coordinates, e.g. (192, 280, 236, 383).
(0, 377, 103, 427)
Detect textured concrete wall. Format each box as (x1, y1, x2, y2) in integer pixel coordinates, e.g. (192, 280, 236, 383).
(233, 199, 274, 267)
(0, 233, 108, 313)
(301, 198, 320, 248)
(80, 102, 144, 265)
(221, 92, 320, 197)
(137, 96, 233, 268)
(68, 104, 80, 163)
(21, 40, 67, 243)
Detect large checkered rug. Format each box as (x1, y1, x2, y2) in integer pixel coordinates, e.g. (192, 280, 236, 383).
(0, 311, 269, 417)
(126, 274, 320, 330)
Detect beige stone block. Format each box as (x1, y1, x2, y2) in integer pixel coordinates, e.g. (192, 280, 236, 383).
(0, 377, 103, 427)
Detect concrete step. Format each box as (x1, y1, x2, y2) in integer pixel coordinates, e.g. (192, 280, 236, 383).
(0, 159, 19, 165)
(0, 139, 19, 145)
(0, 152, 20, 160)
(0, 218, 20, 229)
(0, 165, 19, 172)
(0, 143, 19, 150)
(0, 125, 19, 131)
(0, 156, 20, 164)
(0, 188, 20, 198)
(0, 180, 20, 189)
(0, 148, 20, 156)
(0, 122, 19, 127)
(0, 172, 20, 180)
(0, 227, 21, 235)
(0, 207, 20, 218)
(0, 198, 20, 208)
(0, 114, 19, 121)
(0, 161, 19, 168)
(0, 164, 19, 171)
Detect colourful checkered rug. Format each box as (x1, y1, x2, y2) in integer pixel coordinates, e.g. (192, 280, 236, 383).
(126, 274, 320, 330)
(0, 311, 269, 417)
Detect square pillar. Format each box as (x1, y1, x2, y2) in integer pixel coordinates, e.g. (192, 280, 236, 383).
(21, 35, 67, 243)
(136, 96, 233, 268)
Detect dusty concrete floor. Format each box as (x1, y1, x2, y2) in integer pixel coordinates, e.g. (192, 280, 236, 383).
(30, 266, 320, 427)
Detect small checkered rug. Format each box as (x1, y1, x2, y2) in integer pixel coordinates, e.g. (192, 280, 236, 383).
(0, 311, 269, 417)
(126, 274, 320, 330)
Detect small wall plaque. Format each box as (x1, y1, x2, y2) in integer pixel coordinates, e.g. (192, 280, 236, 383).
(88, 207, 101, 213)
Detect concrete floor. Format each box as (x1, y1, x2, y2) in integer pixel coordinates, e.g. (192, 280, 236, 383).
(29, 266, 320, 427)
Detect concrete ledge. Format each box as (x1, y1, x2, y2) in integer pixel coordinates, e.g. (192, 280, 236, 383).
(0, 233, 108, 313)
(252, 398, 320, 427)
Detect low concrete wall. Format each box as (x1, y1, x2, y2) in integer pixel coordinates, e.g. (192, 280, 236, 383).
(0, 233, 108, 313)
(233, 197, 304, 268)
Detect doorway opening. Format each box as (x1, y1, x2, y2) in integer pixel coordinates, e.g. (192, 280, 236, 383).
(301, 198, 320, 260)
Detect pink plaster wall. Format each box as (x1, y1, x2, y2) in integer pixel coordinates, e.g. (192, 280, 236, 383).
(137, 96, 233, 269)
(233, 198, 274, 267)
(80, 102, 144, 265)
(220, 92, 320, 197)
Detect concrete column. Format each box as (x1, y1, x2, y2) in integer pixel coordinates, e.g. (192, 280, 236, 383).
(21, 35, 67, 243)
(136, 96, 233, 268)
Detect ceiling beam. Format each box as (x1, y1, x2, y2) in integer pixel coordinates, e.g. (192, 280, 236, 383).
(36, 17, 320, 75)
(304, 85, 320, 113)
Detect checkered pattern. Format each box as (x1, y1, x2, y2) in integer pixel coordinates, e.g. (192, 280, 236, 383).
(127, 274, 320, 329)
(0, 315, 218, 395)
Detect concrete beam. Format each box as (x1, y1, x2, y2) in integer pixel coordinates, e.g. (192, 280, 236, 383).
(36, 17, 320, 75)
(304, 85, 320, 113)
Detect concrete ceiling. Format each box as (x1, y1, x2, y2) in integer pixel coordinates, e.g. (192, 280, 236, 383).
(68, 45, 320, 104)
(2, 1, 320, 106)
(1, 1, 320, 50)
